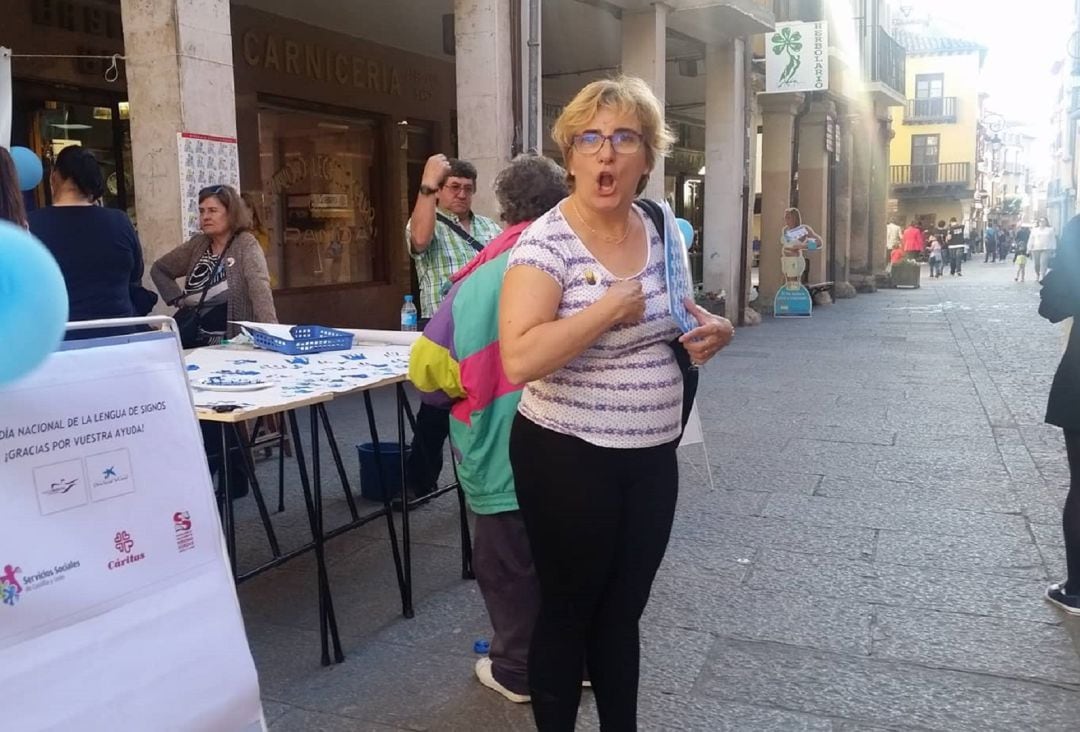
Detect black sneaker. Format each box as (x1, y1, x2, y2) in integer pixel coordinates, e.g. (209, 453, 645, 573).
(1045, 582, 1080, 615)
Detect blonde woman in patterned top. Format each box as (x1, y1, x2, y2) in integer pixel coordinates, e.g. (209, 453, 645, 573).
(499, 76, 733, 731)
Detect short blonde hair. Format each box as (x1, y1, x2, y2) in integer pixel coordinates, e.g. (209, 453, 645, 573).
(551, 76, 675, 193)
(784, 207, 802, 226)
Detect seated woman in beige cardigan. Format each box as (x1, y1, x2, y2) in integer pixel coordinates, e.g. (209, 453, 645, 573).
(152, 184, 277, 346)
(152, 184, 277, 501)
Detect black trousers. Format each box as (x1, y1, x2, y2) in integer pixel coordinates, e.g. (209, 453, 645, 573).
(1063, 430, 1080, 592)
(949, 248, 964, 275)
(406, 402, 449, 494)
(201, 422, 249, 500)
(473, 511, 539, 695)
(510, 414, 679, 731)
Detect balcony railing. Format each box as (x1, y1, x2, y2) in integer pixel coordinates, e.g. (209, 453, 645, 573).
(890, 163, 972, 188)
(871, 26, 906, 95)
(904, 97, 958, 124)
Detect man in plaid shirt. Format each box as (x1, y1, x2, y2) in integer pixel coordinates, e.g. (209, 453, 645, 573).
(405, 154, 501, 498)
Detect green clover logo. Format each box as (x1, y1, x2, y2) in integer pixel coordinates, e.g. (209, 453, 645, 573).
(771, 27, 803, 87)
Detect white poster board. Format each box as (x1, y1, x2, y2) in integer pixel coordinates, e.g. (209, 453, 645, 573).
(0, 332, 263, 731)
(764, 21, 829, 93)
(178, 132, 241, 237)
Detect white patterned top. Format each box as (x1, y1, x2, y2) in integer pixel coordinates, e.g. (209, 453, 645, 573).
(507, 203, 682, 449)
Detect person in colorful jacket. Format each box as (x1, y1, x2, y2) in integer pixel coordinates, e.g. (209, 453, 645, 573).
(408, 154, 569, 704)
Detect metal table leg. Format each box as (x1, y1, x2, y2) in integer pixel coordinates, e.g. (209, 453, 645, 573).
(309, 406, 345, 663)
(362, 390, 411, 618)
(286, 409, 338, 666)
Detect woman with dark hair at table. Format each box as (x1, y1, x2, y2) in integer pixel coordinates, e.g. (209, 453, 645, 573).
(1041, 214, 1080, 615)
(29, 145, 145, 339)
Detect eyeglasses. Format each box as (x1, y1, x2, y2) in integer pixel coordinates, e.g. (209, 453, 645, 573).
(443, 182, 475, 196)
(572, 130, 644, 155)
(199, 184, 226, 198)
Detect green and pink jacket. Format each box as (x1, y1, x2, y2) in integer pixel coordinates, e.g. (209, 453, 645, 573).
(407, 222, 528, 515)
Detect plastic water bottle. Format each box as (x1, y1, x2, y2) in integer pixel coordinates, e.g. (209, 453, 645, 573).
(401, 295, 418, 331)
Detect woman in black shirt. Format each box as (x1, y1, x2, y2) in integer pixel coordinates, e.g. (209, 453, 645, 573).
(28, 146, 146, 339)
(1041, 215, 1080, 615)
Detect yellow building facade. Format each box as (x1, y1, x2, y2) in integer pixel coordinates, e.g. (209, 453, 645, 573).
(888, 30, 985, 230)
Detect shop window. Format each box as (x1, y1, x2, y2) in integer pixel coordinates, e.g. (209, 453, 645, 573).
(256, 106, 384, 289)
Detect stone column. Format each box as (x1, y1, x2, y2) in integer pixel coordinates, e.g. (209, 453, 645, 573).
(621, 3, 667, 202)
(121, 0, 237, 270)
(868, 112, 893, 277)
(757, 92, 803, 306)
(831, 113, 857, 298)
(703, 39, 746, 312)
(455, 0, 514, 220)
(848, 109, 873, 291)
(796, 98, 834, 289)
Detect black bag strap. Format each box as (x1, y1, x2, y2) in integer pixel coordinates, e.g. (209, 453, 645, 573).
(436, 212, 485, 254)
(633, 199, 699, 432)
(632, 199, 664, 238)
(185, 234, 237, 314)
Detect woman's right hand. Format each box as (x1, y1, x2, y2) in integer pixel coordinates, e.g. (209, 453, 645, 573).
(603, 279, 646, 325)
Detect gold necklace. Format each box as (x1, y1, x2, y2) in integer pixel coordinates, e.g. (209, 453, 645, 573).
(570, 197, 632, 245)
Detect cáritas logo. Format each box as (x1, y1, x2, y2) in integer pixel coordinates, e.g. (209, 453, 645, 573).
(107, 530, 146, 570)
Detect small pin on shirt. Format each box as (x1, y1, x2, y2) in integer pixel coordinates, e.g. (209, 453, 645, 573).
(585, 269, 597, 285)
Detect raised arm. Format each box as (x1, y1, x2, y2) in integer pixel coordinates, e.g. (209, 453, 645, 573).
(498, 265, 644, 385)
(408, 154, 452, 254)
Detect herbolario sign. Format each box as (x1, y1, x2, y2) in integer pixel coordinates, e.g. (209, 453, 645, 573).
(765, 22, 829, 93)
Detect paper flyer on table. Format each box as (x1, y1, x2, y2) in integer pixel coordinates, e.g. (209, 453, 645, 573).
(0, 334, 263, 731)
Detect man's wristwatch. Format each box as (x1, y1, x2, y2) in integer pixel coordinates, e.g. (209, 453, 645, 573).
(419, 184, 439, 196)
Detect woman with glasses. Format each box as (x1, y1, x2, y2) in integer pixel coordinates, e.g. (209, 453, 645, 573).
(498, 76, 734, 730)
(151, 184, 277, 346)
(28, 145, 145, 339)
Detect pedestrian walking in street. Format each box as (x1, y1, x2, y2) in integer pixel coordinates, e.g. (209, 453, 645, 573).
(902, 219, 925, 254)
(28, 145, 145, 339)
(886, 216, 902, 262)
(1029, 217, 1058, 282)
(499, 76, 734, 731)
(985, 221, 999, 263)
(1039, 214, 1080, 615)
(409, 154, 569, 705)
(946, 217, 965, 276)
(1000, 225, 1013, 262)
(928, 235, 944, 278)
(405, 155, 502, 502)
(1014, 235, 1029, 282)
(0, 147, 27, 228)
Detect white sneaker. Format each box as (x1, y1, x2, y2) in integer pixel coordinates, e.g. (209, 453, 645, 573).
(474, 657, 531, 703)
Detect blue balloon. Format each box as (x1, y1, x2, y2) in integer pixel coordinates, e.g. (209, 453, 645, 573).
(10, 146, 44, 191)
(676, 218, 695, 249)
(0, 221, 69, 385)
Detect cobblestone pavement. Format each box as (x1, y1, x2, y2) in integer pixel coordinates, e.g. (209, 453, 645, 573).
(233, 258, 1080, 731)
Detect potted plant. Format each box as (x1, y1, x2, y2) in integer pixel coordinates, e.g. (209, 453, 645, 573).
(891, 255, 921, 289)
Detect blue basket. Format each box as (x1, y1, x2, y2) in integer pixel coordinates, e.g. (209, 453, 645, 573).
(249, 325, 354, 355)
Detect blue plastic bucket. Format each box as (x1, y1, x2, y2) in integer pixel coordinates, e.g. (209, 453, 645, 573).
(357, 442, 410, 502)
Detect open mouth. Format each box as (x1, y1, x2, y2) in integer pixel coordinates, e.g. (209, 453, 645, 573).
(597, 172, 616, 194)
